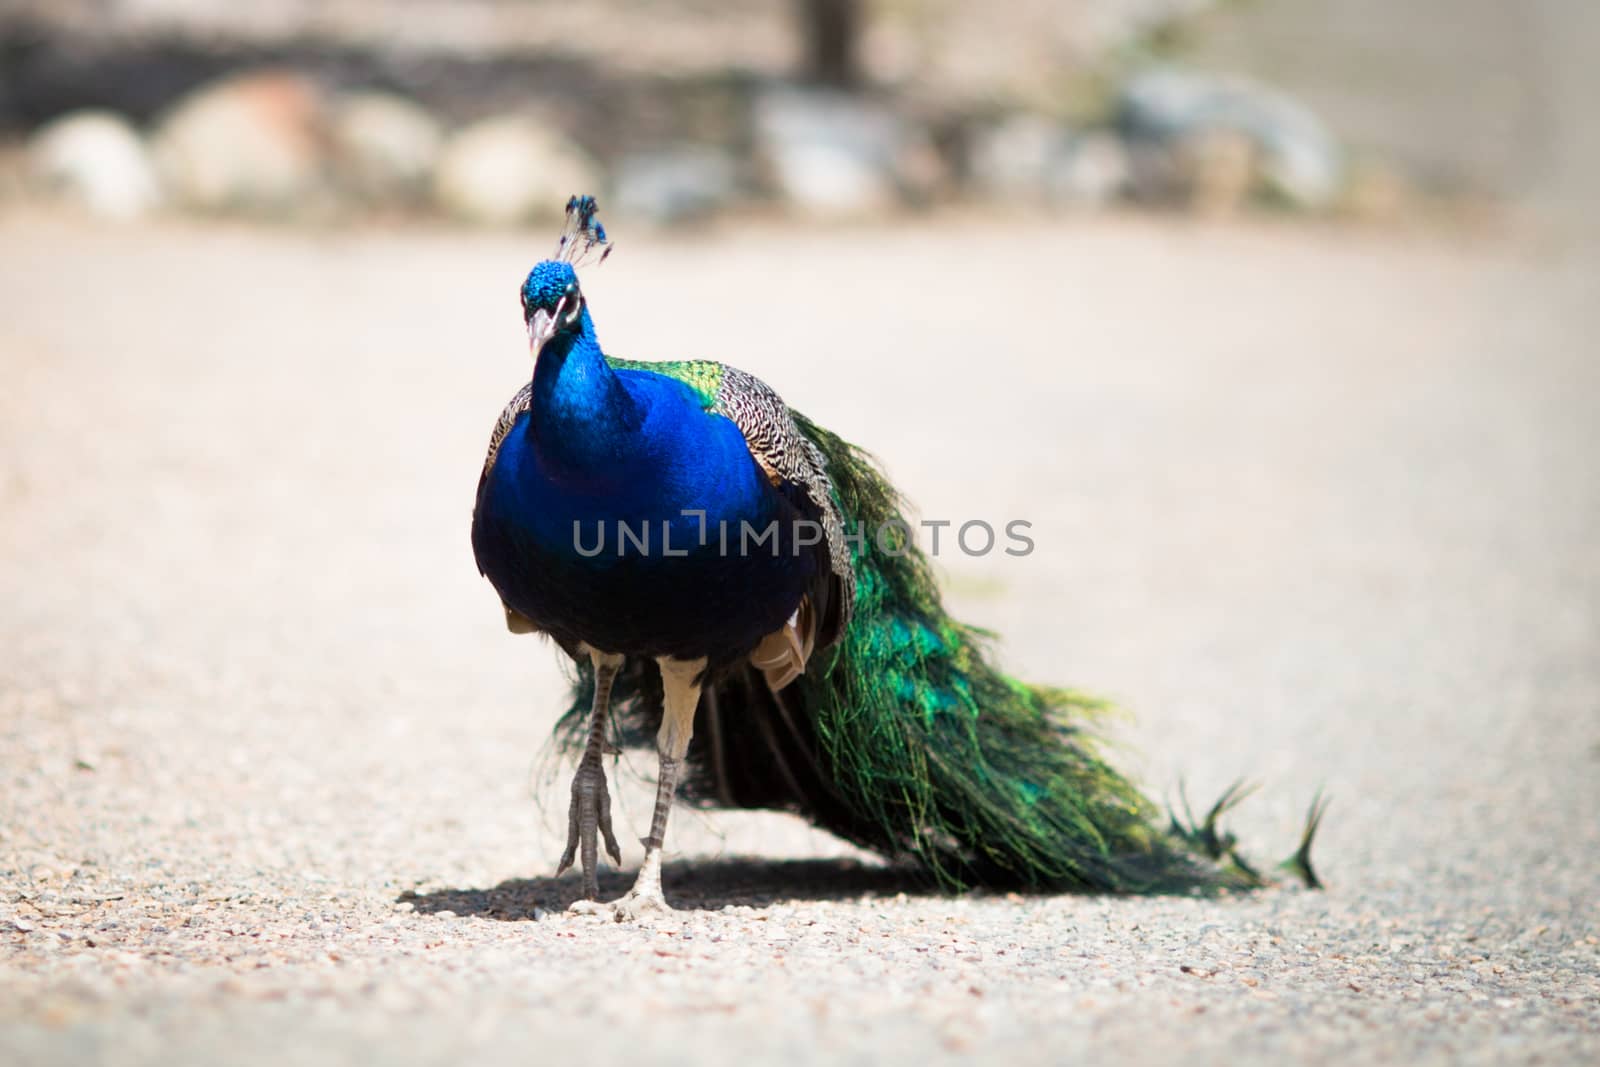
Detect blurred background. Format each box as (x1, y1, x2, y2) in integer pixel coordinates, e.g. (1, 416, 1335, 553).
(4, 0, 1595, 229)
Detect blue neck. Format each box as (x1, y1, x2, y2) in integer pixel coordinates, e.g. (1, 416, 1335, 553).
(529, 309, 641, 473)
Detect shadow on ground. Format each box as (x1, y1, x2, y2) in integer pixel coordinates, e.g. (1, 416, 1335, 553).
(399, 857, 935, 919)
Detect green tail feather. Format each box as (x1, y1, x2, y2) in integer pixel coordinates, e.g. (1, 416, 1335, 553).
(555, 412, 1322, 893)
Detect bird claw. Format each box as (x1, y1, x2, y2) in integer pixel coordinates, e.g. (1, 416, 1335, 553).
(568, 887, 674, 922)
(556, 759, 622, 899)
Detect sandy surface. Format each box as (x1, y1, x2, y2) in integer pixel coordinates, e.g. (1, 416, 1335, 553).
(1, 214, 1597, 1065)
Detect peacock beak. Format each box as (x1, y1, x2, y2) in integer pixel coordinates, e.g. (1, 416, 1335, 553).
(526, 304, 559, 361)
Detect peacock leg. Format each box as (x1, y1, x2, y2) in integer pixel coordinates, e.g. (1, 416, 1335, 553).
(572, 656, 704, 920)
(558, 647, 624, 901)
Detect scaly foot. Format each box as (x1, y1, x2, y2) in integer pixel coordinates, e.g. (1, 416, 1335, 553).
(567, 845, 672, 921)
(567, 886, 673, 922)
(555, 759, 622, 900)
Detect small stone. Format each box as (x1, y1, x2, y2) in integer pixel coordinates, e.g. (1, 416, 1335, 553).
(26, 110, 162, 220)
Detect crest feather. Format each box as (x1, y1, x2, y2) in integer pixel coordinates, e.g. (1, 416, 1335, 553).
(555, 195, 614, 266)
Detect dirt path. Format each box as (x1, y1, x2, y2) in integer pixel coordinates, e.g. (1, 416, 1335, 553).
(2, 215, 1597, 1065)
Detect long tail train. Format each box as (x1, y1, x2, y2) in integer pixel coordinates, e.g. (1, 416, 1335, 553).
(555, 412, 1324, 893)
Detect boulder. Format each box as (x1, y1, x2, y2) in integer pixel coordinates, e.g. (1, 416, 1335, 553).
(612, 148, 738, 225)
(26, 110, 161, 220)
(967, 114, 1068, 203)
(1175, 127, 1256, 216)
(753, 88, 940, 218)
(968, 117, 1128, 209)
(330, 92, 443, 205)
(1048, 132, 1131, 207)
(152, 69, 327, 216)
(433, 116, 602, 226)
(1119, 68, 1344, 210)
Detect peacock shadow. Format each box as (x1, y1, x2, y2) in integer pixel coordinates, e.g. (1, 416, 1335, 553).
(398, 857, 934, 920)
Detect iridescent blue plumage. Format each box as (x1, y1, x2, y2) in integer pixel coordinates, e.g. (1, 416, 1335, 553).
(472, 293, 822, 662)
(481, 202, 832, 668)
(520, 260, 581, 310)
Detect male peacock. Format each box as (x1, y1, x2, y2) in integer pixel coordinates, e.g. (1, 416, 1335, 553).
(471, 197, 1322, 919)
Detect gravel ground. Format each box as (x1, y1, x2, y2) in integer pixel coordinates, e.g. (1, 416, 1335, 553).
(2, 214, 1597, 1065)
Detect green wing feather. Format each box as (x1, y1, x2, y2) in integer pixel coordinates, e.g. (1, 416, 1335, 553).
(606, 357, 724, 408)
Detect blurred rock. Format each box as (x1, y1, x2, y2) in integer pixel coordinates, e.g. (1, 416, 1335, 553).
(968, 115, 1066, 202)
(1123, 138, 1182, 206)
(1177, 127, 1256, 216)
(152, 69, 327, 216)
(1119, 68, 1344, 210)
(433, 116, 600, 226)
(0, 147, 23, 206)
(25, 110, 162, 220)
(969, 118, 1128, 209)
(330, 92, 443, 205)
(612, 148, 738, 224)
(893, 133, 948, 208)
(753, 88, 940, 217)
(1049, 132, 1131, 207)
(1340, 158, 1415, 224)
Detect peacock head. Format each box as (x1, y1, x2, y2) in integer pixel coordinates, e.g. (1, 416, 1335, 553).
(520, 195, 612, 360)
(521, 260, 585, 356)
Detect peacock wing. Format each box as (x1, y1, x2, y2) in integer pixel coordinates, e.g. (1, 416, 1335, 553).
(607, 357, 856, 683)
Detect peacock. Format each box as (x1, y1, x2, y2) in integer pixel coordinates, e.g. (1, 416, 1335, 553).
(471, 196, 1323, 919)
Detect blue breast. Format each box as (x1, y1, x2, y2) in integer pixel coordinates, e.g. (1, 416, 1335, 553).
(472, 368, 819, 663)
